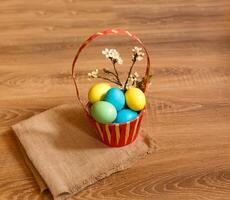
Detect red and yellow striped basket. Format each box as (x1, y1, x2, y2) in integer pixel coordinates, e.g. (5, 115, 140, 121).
(72, 29, 151, 147)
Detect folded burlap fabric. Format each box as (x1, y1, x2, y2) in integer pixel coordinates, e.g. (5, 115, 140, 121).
(12, 104, 155, 200)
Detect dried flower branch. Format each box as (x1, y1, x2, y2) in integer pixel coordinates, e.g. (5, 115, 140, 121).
(102, 68, 116, 76)
(97, 75, 122, 86)
(87, 46, 152, 90)
(128, 72, 140, 86)
(132, 46, 145, 61)
(102, 48, 122, 85)
(123, 47, 145, 90)
(88, 68, 122, 86)
(102, 48, 123, 65)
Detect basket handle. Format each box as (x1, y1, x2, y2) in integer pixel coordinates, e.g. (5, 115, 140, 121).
(72, 28, 151, 113)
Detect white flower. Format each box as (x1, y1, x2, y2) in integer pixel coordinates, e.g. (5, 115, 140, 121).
(117, 57, 123, 65)
(136, 55, 144, 61)
(102, 48, 123, 65)
(132, 46, 144, 61)
(134, 72, 139, 78)
(102, 48, 110, 58)
(132, 46, 142, 53)
(128, 74, 137, 82)
(129, 72, 139, 81)
(128, 75, 132, 81)
(88, 69, 99, 78)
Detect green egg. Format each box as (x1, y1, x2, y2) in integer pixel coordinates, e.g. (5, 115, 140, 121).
(90, 101, 117, 124)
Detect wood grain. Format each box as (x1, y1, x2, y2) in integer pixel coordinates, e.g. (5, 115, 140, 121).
(0, 0, 230, 199)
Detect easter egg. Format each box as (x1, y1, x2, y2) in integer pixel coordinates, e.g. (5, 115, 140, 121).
(125, 88, 146, 111)
(90, 101, 117, 124)
(103, 88, 125, 111)
(88, 82, 111, 104)
(114, 109, 138, 123)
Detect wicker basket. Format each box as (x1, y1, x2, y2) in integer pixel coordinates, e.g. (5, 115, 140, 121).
(72, 28, 151, 147)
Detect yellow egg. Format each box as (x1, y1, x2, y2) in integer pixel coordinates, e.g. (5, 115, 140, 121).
(125, 88, 146, 111)
(88, 82, 111, 104)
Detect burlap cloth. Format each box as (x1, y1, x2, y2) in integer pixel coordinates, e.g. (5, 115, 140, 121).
(12, 104, 156, 200)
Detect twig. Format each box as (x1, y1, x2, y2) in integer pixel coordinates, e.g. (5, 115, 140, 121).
(103, 68, 122, 86)
(103, 68, 118, 78)
(123, 54, 137, 90)
(97, 75, 122, 86)
(111, 60, 122, 86)
(112, 62, 119, 79)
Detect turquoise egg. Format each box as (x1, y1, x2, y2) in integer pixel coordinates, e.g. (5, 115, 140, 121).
(103, 88, 125, 111)
(90, 101, 117, 124)
(114, 109, 138, 123)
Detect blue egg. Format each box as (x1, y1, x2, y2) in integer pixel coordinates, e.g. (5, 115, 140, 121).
(103, 88, 125, 111)
(114, 109, 138, 123)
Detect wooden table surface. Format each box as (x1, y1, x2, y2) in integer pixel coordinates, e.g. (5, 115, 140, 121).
(0, 0, 230, 199)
